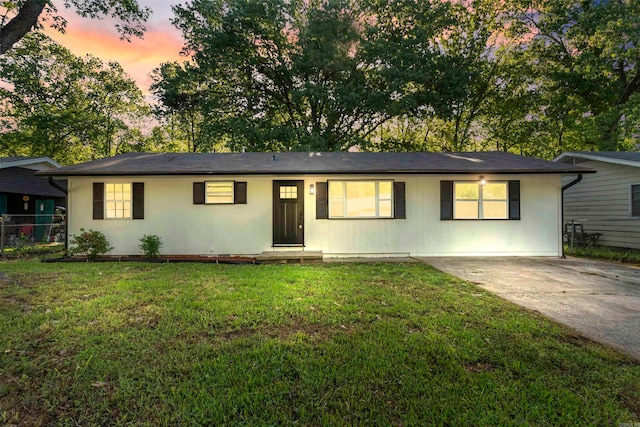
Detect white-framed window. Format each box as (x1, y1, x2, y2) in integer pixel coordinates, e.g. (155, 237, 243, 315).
(105, 183, 131, 219)
(206, 181, 234, 204)
(631, 184, 640, 217)
(328, 180, 393, 218)
(454, 181, 508, 220)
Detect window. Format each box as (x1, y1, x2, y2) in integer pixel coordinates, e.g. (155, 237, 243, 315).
(279, 185, 298, 200)
(328, 181, 393, 218)
(454, 181, 508, 220)
(206, 181, 234, 204)
(105, 183, 131, 219)
(631, 184, 640, 217)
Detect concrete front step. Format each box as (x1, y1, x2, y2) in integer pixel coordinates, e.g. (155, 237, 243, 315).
(257, 250, 323, 264)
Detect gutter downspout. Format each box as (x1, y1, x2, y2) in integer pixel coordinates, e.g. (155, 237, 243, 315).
(48, 177, 69, 253)
(560, 174, 583, 258)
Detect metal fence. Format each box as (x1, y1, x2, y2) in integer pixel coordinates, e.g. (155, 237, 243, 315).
(0, 213, 66, 256)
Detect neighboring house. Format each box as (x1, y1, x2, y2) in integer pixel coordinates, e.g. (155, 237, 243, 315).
(0, 156, 67, 216)
(554, 151, 640, 249)
(39, 152, 590, 257)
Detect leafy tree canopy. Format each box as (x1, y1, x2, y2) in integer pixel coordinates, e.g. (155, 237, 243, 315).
(161, 0, 469, 152)
(0, 32, 149, 164)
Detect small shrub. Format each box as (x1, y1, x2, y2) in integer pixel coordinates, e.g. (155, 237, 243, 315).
(69, 229, 112, 260)
(139, 234, 163, 258)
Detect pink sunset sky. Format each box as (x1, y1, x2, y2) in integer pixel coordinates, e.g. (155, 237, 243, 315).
(45, 1, 186, 94)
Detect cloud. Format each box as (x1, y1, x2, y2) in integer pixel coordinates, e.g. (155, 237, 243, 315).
(45, 9, 187, 93)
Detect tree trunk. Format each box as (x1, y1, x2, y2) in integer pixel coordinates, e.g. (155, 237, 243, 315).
(0, 0, 47, 55)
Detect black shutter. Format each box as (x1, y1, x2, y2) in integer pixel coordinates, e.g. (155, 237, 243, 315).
(93, 182, 104, 220)
(132, 182, 144, 219)
(632, 185, 640, 217)
(235, 182, 247, 204)
(193, 182, 205, 204)
(440, 181, 453, 220)
(394, 182, 406, 219)
(509, 180, 521, 220)
(316, 182, 328, 219)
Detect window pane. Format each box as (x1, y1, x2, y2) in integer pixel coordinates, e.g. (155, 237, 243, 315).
(346, 182, 376, 217)
(379, 200, 392, 217)
(484, 183, 507, 200)
(483, 201, 508, 219)
(455, 201, 479, 219)
(206, 182, 234, 203)
(329, 182, 343, 198)
(329, 199, 344, 218)
(455, 183, 479, 200)
(379, 181, 392, 200)
(106, 184, 115, 201)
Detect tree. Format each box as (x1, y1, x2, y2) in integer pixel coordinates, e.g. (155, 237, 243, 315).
(505, 0, 640, 152)
(0, 0, 151, 55)
(164, 0, 467, 152)
(150, 61, 226, 153)
(0, 32, 149, 163)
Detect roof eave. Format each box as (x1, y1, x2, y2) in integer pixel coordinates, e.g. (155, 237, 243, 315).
(38, 169, 594, 177)
(0, 157, 62, 170)
(554, 152, 640, 169)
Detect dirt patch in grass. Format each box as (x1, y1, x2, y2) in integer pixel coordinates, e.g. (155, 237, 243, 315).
(0, 272, 10, 285)
(0, 272, 59, 288)
(156, 322, 351, 352)
(464, 362, 496, 373)
(558, 333, 597, 348)
(619, 385, 640, 418)
(265, 322, 352, 340)
(0, 395, 52, 427)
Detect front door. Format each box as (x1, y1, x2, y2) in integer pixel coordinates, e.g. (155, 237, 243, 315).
(273, 180, 304, 245)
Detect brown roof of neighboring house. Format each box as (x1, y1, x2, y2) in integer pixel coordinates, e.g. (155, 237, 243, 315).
(38, 151, 593, 176)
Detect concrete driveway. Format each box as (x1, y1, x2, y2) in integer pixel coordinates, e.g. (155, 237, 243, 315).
(419, 257, 640, 360)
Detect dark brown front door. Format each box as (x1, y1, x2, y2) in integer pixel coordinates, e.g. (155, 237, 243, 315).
(273, 180, 304, 245)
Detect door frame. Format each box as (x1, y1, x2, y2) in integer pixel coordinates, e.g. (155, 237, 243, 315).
(272, 180, 305, 246)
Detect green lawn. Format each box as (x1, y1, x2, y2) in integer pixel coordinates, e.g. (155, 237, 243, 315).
(1, 261, 638, 426)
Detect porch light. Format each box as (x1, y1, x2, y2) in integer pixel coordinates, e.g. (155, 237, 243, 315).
(40, 202, 45, 212)
(310, 184, 315, 195)
(479, 175, 486, 186)
(24, 201, 28, 210)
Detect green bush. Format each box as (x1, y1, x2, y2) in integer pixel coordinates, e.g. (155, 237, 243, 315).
(138, 234, 163, 258)
(69, 229, 112, 260)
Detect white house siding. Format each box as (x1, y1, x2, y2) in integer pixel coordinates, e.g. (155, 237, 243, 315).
(67, 174, 562, 257)
(562, 160, 640, 249)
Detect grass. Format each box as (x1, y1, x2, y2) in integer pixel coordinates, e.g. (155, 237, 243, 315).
(1, 243, 64, 259)
(565, 244, 640, 266)
(0, 261, 638, 426)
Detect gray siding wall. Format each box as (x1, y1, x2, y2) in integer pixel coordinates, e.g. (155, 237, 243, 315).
(562, 160, 640, 249)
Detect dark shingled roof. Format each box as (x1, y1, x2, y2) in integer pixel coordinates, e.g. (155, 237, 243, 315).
(38, 151, 593, 176)
(0, 167, 67, 197)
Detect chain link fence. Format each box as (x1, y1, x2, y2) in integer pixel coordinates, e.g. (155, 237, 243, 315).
(0, 213, 66, 256)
